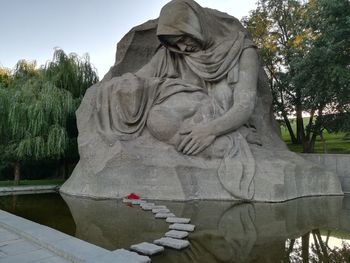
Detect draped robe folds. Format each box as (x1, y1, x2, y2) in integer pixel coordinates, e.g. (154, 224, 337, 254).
(93, 0, 258, 200)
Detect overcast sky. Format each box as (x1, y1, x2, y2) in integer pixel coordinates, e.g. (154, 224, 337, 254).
(1, 0, 257, 79)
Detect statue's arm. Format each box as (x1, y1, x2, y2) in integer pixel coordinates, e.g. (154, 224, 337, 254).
(177, 47, 259, 155)
(206, 47, 258, 136)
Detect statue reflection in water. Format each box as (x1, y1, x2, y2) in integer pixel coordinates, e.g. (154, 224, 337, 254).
(61, 193, 350, 263)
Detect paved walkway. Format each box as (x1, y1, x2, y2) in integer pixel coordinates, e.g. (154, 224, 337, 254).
(0, 210, 150, 263)
(0, 227, 69, 263)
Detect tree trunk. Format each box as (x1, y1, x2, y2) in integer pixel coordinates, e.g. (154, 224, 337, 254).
(301, 232, 310, 263)
(296, 104, 305, 144)
(319, 132, 327, 154)
(55, 161, 60, 178)
(282, 113, 297, 144)
(314, 229, 329, 262)
(14, 161, 20, 186)
(303, 133, 317, 153)
(60, 160, 66, 180)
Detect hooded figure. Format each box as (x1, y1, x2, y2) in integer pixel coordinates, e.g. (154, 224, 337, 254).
(61, 0, 342, 202)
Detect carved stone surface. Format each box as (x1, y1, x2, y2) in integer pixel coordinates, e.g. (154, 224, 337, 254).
(60, 0, 343, 202)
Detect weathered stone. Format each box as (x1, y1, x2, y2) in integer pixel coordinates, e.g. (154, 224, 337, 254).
(154, 237, 190, 249)
(155, 213, 175, 219)
(165, 230, 189, 239)
(60, 0, 343, 202)
(169, 223, 195, 232)
(152, 208, 170, 214)
(166, 217, 191, 224)
(130, 242, 164, 256)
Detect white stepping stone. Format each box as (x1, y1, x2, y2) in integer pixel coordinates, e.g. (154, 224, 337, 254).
(152, 208, 170, 214)
(130, 242, 164, 255)
(152, 205, 167, 209)
(166, 217, 191, 224)
(169, 223, 195, 232)
(131, 200, 146, 205)
(155, 213, 175, 219)
(154, 237, 190, 250)
(165, 230, 189, 239)
(141, 202, 155, 208)
(141, 206, 155, 211)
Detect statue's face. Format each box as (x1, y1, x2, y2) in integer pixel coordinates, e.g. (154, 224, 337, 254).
(164, 35, 201, 52)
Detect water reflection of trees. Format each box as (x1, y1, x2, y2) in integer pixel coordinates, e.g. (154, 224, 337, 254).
(285, 230, 350, 263)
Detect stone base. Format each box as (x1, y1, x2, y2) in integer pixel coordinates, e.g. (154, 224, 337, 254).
(60, 131, 343, 202)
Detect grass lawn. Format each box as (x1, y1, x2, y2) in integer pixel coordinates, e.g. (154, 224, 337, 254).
(0, 178, 65, 187)
(280, 118, 350, 154)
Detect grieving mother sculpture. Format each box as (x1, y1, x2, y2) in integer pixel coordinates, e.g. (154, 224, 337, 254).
(60, 0, 343, 201)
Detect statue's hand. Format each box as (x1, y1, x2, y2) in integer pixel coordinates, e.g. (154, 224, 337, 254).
(177, 125, 216, 155)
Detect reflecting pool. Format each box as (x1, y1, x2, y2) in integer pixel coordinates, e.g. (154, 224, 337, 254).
(0, 193, 349, 262)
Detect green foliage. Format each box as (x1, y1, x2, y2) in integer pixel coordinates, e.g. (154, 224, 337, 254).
(2, 74, 73, 160)
(44, 49, 98, 99)
(281, 118, 350, 153)
(0, 67, 13, 88)
(0, 49, 99, 179)
(244, 0, 350, 152)
(292, 0, 350, 132)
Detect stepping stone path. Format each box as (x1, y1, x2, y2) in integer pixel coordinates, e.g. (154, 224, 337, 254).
(166, 217, 191, 224)
(124, 198, 195, 258)
(130, 242, 164, 256)
(149, 205, 167, 209)
(154, 237, 190, 249)
(141, 206, 155, 211)
(165, 230, 189, 239)
(123, 198, 131, 203)
(152, 208, 170, 213)
(155, 212, 175, 219)
(131, 200, 147, 205)
(169, 223, 195, 232)
(141, 203, 155, 208)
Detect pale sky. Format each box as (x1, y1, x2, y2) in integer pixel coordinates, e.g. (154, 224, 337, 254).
(0, 0, 257, 79)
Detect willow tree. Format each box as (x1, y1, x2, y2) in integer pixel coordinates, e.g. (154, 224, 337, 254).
(0, 65, 75, 184)
(0, 50, 98, 184)
(44, 49, 99, 176)
(45, 49, 98, 99)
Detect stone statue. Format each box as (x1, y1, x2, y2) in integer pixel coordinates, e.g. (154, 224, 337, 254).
(60, 0, 343, 201)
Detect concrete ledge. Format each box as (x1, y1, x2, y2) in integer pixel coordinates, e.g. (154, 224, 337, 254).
(0, 185, 60, 196)
(0, 185, 60, 192)
(300, 154, 350, 193)
(0, 209, 150, 263)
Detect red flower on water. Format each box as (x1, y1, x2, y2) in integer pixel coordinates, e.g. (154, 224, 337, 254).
(127, 193, 140, 199)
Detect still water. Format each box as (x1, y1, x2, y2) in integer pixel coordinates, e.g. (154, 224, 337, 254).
(0, 193, 349, 263)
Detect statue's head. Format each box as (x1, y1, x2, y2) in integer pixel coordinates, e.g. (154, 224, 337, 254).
(156, 0, 212, 52)
(158, 35, 202, 52)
